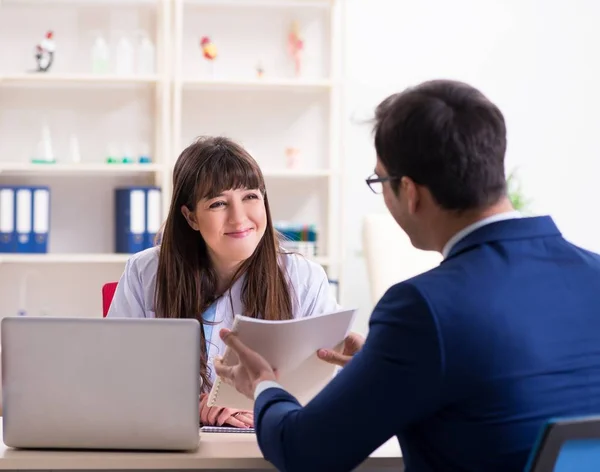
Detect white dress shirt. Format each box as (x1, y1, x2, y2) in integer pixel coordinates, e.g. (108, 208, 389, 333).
(441, 210, 522, 258)
(107, 246, 340, 384)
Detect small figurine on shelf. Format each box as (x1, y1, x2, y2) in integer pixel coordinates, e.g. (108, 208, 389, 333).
(200, 36, 217, 77)
(287, 21, 304, 77)
(285, 147, 301, 169)
(34, 31, 56, 73)
(200, 36, 217, 60)
(256, 61, 265, 79)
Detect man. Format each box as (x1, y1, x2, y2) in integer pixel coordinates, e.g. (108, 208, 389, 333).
(214, 79, 600, 472)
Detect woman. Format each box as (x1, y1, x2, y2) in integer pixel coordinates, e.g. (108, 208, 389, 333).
(107, 136, 339, 428)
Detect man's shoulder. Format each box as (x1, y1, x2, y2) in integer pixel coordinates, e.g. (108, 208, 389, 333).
(393, 233, 600, 320)
(374, 280, 432, 320)
(372, 262, 472, 325)
(569, 243, 600, 265)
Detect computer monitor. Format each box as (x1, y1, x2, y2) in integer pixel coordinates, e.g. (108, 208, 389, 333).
(1, 316, 200, 451)
(525, 416, 600, 472)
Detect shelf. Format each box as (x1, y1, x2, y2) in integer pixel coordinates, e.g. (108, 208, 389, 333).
(185, 0, 331, 8)
(0, 253, 330, 266)
(0, 163, 328, 178)
(165, 166, 333, 178)
(0, 163, 163, 176)
(0, 74, 159, 88)
(0, 0, 157, 6)
(182, 78, 332, 92)
(0, 254, 130, 264)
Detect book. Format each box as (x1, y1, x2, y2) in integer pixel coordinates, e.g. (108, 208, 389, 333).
(207, 308, 356, 410)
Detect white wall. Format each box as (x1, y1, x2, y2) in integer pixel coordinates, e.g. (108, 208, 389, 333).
(341, 0, 600, 333)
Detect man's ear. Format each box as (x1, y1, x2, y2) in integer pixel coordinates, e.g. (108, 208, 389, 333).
(181, 205, 199, 231)
(403, 177, 420, 215)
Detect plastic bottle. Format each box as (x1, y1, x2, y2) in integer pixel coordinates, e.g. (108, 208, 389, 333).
(91, 34, 110, 74)
(115, 35, 135, 75)
(138, 142, 152, 163)
(106, 143, 120, 164)
(69, 134, 81, 164)
(137, 33, 155, 75)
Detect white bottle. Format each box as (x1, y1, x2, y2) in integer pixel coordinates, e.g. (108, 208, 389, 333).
(69, 134, 81, 164)
(91, 34, 110, 74)
(115, 36, 135, 75)
(137, 34, 155, 75)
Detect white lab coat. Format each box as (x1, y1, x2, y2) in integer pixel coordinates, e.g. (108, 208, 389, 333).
(107, 246, 339, 382)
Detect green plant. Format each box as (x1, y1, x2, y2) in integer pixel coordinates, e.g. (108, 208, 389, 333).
(506, 168, 532, 213)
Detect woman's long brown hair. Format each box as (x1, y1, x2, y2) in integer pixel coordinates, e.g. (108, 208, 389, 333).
(154, 136, 293, 392)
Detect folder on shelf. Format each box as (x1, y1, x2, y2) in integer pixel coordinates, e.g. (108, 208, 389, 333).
(0, 187, 16, 253)
(115, 186, 162, 254)
(15, 187, 32, 253)
(33, 187, 50, 253)
(145, 187, 161, 249)
(115, 187, 146, 254)
(14, 186, 50, 254)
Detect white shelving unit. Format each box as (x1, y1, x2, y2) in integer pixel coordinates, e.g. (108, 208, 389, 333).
(0, 253, 131, 264)
(0, 0, 344, 318)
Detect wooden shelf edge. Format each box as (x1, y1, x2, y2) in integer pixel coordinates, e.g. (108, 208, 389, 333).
(185, 0, 331, 8)
(181, 78, 332, 90)
(0, 163, 164, 175)
(0, 74, 159, 86)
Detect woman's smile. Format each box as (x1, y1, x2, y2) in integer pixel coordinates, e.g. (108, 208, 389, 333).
(224, 228, 254, 239)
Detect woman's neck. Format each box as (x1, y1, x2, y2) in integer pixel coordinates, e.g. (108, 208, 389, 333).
(210, 257, 243, 295)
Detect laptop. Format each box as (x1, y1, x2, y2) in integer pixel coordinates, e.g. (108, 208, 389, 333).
(1, 316, 201, 451)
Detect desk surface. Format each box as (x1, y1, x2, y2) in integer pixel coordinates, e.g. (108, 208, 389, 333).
(0, 426, 402, 470)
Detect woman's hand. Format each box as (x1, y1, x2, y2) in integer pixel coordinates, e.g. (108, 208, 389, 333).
(199, 393, 254, 428)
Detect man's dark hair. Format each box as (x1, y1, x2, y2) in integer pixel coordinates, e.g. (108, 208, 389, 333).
(373, 79, 507, 211)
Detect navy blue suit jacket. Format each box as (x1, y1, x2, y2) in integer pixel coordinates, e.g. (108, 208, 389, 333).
(254, 216, 600, 472)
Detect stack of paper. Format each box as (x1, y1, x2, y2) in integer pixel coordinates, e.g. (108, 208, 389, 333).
(208, 308, 356, 410)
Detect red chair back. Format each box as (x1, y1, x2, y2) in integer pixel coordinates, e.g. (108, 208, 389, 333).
(102, 282, 118, 317)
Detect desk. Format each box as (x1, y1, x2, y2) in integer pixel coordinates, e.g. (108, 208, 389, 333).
(0, 425, 403, 470)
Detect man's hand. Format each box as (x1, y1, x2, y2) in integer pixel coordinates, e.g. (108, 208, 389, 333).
(213, 328, 277, 399)
(199, 393, 254, 428)
(317, 332, 365, 367)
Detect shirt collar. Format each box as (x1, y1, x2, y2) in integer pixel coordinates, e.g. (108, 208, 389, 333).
(441, 211, 522, 259)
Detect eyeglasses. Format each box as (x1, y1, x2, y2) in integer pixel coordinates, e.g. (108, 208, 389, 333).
(365, 173, 400, 194)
